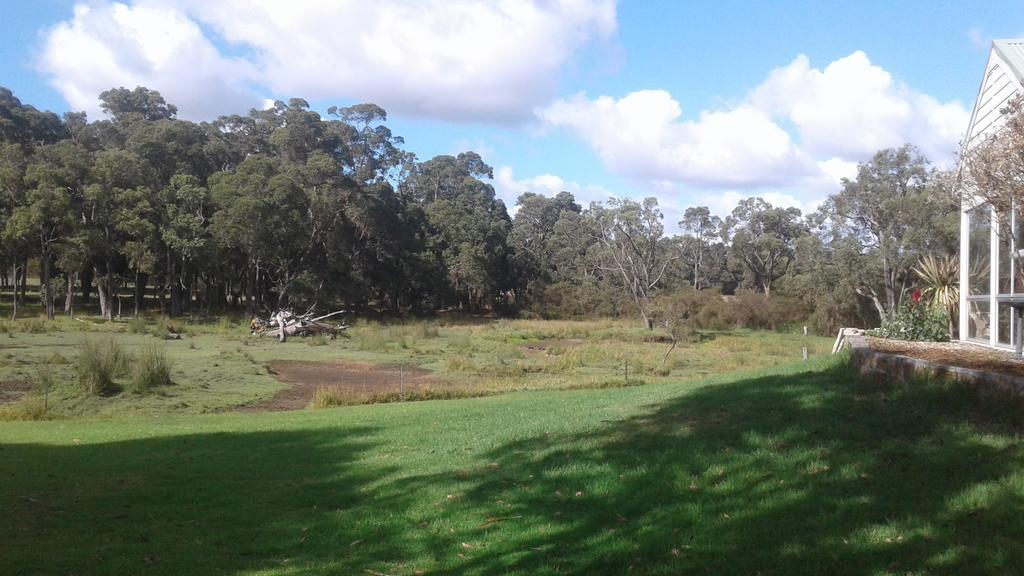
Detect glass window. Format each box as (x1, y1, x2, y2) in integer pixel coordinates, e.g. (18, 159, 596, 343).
(968, 300, 991, 340)
(968, 205, 991, 296)
(999, 303, 1012, 345)
(1000, 215, 1013, 294)
(1016, 213, 1024, 294)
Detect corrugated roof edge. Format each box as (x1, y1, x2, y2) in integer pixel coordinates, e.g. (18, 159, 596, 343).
(993, 39, 1024, 84)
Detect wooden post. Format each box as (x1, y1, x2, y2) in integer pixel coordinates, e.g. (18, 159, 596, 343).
(803, 325, 808, 336)
(802, 347, 808, 361)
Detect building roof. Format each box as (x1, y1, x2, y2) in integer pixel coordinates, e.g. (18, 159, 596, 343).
(994, 39, 1024, 82)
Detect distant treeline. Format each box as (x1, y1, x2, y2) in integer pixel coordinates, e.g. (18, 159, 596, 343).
(0, 86, 958, 333)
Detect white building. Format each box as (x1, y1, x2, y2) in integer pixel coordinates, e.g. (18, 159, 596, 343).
(959, 40, 1024, 350)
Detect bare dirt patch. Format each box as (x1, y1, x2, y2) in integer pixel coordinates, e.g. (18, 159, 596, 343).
(520, 338, 584, 354)
(0, 379, 32, 405)
(867, 337, 1024, 378)
(243, 361, 443, 411)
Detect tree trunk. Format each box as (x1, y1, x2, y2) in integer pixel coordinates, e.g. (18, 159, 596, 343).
(133, 271, 147, 318)
(169, 256, 181, 318)
(96, 268, 109, 321)
(157, 273, 165, 317)
(41, 248, 53, 321)
(65, 271, 76, 317)
(10, 264, 19, 320)
(80, 266, 93, 304)
(104, 259, 114, 321)
(18, 259, 27, 306)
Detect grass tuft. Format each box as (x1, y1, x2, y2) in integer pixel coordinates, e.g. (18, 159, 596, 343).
(129, 344, 173, 394)
(127, 317, 149, 334)
(77, 337, 129, 396)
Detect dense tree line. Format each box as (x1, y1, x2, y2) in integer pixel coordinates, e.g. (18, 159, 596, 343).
(0, 86, 959, 333)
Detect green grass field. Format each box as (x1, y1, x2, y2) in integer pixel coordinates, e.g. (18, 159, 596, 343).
(3, 351, 1024, 575)
(0, 312, 1020, 574)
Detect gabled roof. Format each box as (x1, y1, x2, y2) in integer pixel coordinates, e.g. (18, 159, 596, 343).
(993, 39, 1024, 82)
(962, 39, 1024, 149)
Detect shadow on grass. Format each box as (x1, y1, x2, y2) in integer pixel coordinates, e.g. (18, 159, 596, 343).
(2, 426, 406, 575)
(3, 361, 1024, 575)
(399, 363, 1024, 575)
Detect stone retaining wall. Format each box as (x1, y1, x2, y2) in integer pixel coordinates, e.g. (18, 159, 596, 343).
(846, 335, 1024, 394)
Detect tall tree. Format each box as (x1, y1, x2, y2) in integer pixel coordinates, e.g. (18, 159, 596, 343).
(509, 191, 581, 295)
(6, 141, 89, 319)
(591, 197, 677, 328)
(825, 145, 955, 319)
(678, 206, 723, 290)
(726, 198, 805, 296)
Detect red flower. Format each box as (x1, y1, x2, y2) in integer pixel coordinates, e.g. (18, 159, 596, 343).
(911, 289, 922, 304)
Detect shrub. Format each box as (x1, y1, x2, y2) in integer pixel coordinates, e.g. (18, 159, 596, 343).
(77, 338, 129, 395)
(417, 322, 440, 339)
(0, 397, 47, 421)
(19, 318, 48, 334)
(867, 301, 950, 342)
(127, 317, 149, 334)
(129, 344, 173, 394)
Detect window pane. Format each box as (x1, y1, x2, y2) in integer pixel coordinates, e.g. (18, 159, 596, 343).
(969, 205, 991, 296)
(1000, 216, 1012, 294)
(1016, 216, 1024, 294)
(999, 303, 1012, 345)
(968, 300, 991, 340)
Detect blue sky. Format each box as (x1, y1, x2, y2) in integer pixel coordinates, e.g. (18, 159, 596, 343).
(2, 0, 1023, 225)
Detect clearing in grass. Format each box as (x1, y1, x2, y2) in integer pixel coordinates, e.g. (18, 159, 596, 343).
(0, 316, 830, 418)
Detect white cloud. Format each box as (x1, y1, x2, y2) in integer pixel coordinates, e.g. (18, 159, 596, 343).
(495, 165, 616, 213)
(538, 51, 970, 198)
(691, 190, 823, 221)
(38, 3, 261, 120)
(539, 91, 814, 187)
(39, 0, 617, 122)
(750, 51, 969, 162)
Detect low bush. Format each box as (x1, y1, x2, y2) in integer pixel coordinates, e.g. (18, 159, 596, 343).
(19, 318, 49, 334)
(652, 288, 810, 333)
(127, 317, 149, 334)
(77, 338, 129, 395)
(129, 344, 173, 394)
(0, 397, 48, 421)
(867, 301, 950, 342)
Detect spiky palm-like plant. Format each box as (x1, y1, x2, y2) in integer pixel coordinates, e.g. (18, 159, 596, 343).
(912, 254, 959, 338)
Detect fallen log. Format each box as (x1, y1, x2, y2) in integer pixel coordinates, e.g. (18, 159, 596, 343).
(253, 308, 348, 342)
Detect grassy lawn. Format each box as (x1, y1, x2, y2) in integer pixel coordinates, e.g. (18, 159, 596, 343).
(3, 354, 1024, 575)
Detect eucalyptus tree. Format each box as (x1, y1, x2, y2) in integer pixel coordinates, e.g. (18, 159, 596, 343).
(590, 197, 677, 329)
(84, 148, 153, 319)
(825, 145, 956, 319)
(405, 153, 512, 309)
(678, 206, 723, 290)
(509, 191, 582, 296)
(6, 140, 90, 319)
(726, 198, 805, 297)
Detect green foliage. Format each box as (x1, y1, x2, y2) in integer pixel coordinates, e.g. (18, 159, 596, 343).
(868, 301, 950, 342)
(913, 254, 959, 321)
(77, 337, 129, 395)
